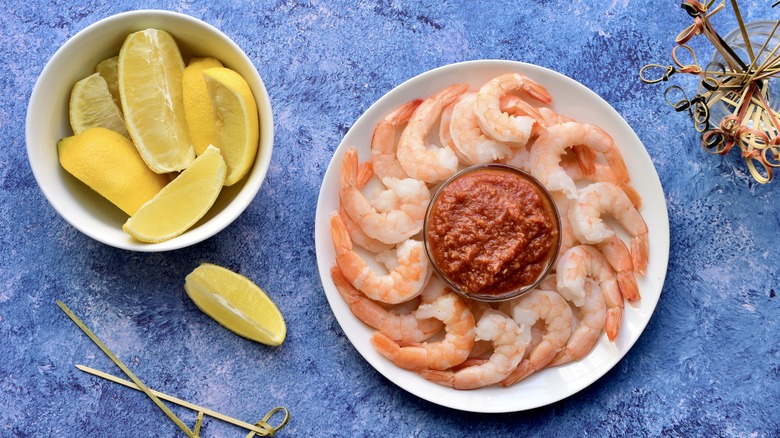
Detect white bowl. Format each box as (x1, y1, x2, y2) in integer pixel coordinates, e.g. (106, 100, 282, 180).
(26, 10, 274, 251)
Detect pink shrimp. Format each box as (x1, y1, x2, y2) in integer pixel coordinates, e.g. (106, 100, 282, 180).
(556, 245, 623, 341)
(473, 73, 552, 146)
(439, 99, 473, 165)
(338, 161, 393, 253)
(549, 280, 606, 366)
(529, 122, 629, 200)
(339, 149, 430, 245)
(371, 99, 421, 181)
(417, 310, 529, 389)
(397, 83, 469, 183)
(330, 213, 429, 304)
(499, 289, 573, 386)
(450, 92, 513, 163)
(371, 291, 476, 370)
(331, 266, 445, 342)
(568, 182, 649, 276)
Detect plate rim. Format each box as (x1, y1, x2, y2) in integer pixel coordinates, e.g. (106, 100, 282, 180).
(314, 59, 670, 413)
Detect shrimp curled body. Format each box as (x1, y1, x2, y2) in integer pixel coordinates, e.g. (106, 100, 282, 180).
(371, 292, 476, 370)
(417, 310, 529, 389)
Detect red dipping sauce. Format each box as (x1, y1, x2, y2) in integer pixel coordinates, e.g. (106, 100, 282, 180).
(424, 164, 560, 301)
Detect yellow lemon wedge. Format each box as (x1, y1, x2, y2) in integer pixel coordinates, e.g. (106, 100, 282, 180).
(95, 56, 122, 112)
(183, 57, 224, 156)
(118, 28, 194, 173)
(123, 145, 225, 243)
(203, 67, 259, 186)
(69, 72, 129, 137)
(184, 263, 286, 346)
(57, 127, 169, 215)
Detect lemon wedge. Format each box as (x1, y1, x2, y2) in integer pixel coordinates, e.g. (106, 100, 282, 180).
(203, 67, 259, 186)
(69, 72, 129, 137)
(95, 56, 122, 112)
(118, 28, 194, 173)
(184, 263, 286, 346)
(183, 57, 224, 156)
(58, 127, 168, 215)
(123, 145, 225, 242)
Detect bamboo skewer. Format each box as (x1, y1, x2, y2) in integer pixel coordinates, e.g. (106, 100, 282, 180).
(57, 301, 289, 437)
(76, 365, 288, 436)
(642, 0, 780, 183)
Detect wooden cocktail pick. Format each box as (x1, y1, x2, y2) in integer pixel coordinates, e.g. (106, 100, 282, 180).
(57, 301, 289, 437)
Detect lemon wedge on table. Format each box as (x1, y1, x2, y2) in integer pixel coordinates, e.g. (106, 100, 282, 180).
(69, 72, 129, 137)
(184, 263, 286, 346)
(57, 127, 168, 216)
(123, 145, 225, 243)
(183, 57, 224, 156)
(118, 28, 194, 174)
(203, 67, 259, 186)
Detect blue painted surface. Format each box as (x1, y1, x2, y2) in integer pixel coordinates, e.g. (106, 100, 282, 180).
(2, 1, 779, 436)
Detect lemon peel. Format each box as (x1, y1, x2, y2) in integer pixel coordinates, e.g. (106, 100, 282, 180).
(57, 127, 168, 215)
(183, 57, 224, 156)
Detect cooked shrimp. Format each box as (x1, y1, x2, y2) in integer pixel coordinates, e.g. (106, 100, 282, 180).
(595, 234, 641, 302)
(549, 280, 606, 366)
(417, 310, 529, 389)
(552, 192, 577, 256)
(466, 299, 494, 359)
(505, 103, 598, 176)
(371, 99, 421, 181)
(330, 213, 429, 304)
(340, 149, 430, 245)
(561, 155, 642, 209)
(371, 292, 476, 370)
(499, 289, 573, 386)
(556, 245, 623, 341)
(474, 73, 552, 145)
(331, 267, 445, 342)
(339, 161, 393, 253)
(528, 122, 629, 200)
(439, 100, 473, 165)
(536, 273, 557, 292)
(450, 92, 512, 163)
(397, 83, 469, 183)
(568, 182, 649, 275)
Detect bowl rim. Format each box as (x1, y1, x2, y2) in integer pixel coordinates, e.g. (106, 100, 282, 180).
(422, 163, 562, 302)
(25, 9, 274, 252)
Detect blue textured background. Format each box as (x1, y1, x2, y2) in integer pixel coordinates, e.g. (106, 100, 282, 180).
(2, 1, 779, 436)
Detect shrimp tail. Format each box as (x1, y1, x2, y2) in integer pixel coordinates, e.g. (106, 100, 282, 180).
(330, 213, 353, 256)
(499, 360, 533, 387)
(620, 182, 643, 210)
(605, 307, 623, 342)
(631, 234, 649, 276)
(341, 149, 359, 190)
(331, 266, 359, 306)
(572, 144, 597, 176)
(356, 161, 373, 188)
(605, 149, 630, 184)
(388, 99, 423, 124)
(416, 369, 454, 387)
(616, 271, 641, 302)
(523, 81, 553, 104)
(371, 332, 404, 364)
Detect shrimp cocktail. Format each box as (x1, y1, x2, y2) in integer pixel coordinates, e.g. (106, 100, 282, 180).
(328, 72, 649, 390)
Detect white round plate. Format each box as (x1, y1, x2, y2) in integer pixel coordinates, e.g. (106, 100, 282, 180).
(314, 60, 669, 412)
